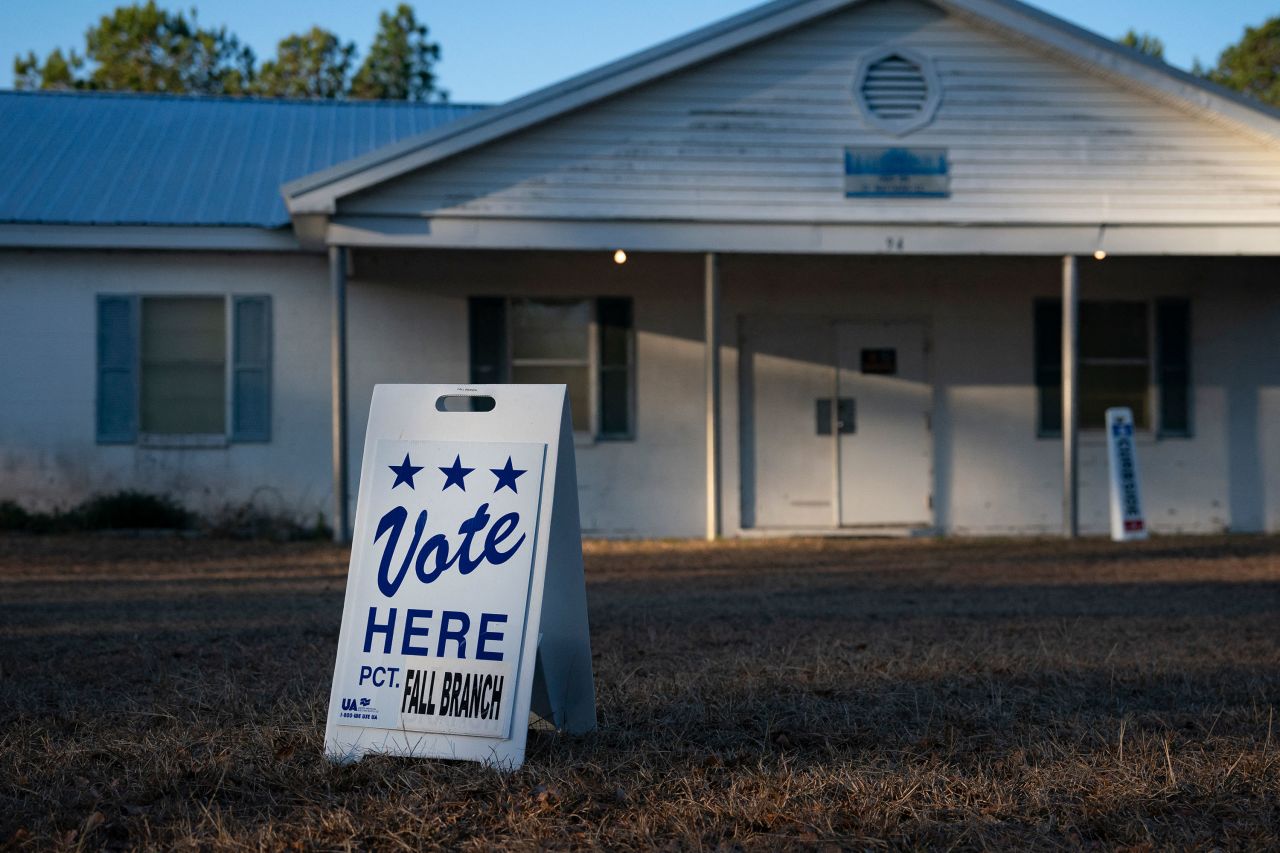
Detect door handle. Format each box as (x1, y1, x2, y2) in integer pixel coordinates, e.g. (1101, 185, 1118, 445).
(837, 397, 856, 434)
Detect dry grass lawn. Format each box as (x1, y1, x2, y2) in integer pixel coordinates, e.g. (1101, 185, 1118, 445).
(2, 533, 1279, 850)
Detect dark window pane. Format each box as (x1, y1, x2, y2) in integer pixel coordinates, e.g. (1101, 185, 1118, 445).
(599, 368, 629, 435)
(1039, 381, 1063, 435)
(141, 297, 225, 434)
(1160, 371, 1189, 434)
(597, 297, 633, 437)
(861, 348, 896, 375)
(469, 297, 507, 384)
(1079, 364, 1149, 430)
(1034, 300, 1062, 433)
(510, 299, 589, 360)
(511, 365, 590, 432)
(1157, 299, 1191, 436)
(597, 297, 632, 367)
(1080, 302, 1147, 360)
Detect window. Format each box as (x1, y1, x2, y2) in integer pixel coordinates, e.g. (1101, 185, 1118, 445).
(468, 297, 634, 439)
(1034, 299, 1190, 435)
(141, 297, 226, 434)
(510, 298, 592, 432)
(96, 294, 271, 444)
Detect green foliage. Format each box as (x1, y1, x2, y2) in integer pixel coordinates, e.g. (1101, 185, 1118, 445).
(1118, 29, 1165, 60)
(14, 1, 253, 94)
(12, 2, 444, 100)
(74, 490, 193, 530)
(350, 3, 445, 101)
(0, 493, 330, 539)
(0, 491, 191, 532)
(204, 502, 332, 541)
(0, 500, 34, 530)
(13, 48, 84, 90)
(82, 1, 253, 93)
(1203, 17, 1280, 107)
(254, 27, 356, 98)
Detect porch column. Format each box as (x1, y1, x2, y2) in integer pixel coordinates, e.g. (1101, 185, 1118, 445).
(1062, 254, 1079, 538)
(704, 252, 722, 541)
(330, 245, 350, 543)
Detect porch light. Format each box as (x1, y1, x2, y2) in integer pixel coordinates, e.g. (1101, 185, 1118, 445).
(613, 249, 627, 265)
(1093, 250, 1107, 260)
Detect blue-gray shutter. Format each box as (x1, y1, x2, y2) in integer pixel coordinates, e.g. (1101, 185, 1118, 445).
(596, 297, 634, 439)
(232, 295, 272, 442)
(1156, 299, 1191, 437)
(96, 294, 138, 443)
(1033, 299, 1062, 435)
(468, 297, 508, 384)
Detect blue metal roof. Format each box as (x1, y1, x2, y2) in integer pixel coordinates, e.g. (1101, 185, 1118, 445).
(0, 90, 485, 228)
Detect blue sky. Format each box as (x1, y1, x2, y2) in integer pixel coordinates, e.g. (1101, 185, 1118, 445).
(3, 0, 1274, 101)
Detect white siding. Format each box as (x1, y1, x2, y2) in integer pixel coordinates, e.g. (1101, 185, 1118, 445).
(716, 255, 1280, 535)
(3, 248, 1277, 537)
(345, 253, 1280, 537)
(0, 251, 333, 520)
(343, 0, 1280, 226)
(344, 251, 709, 537)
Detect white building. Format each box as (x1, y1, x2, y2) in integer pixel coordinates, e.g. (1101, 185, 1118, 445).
(3, 0, 1280, 539)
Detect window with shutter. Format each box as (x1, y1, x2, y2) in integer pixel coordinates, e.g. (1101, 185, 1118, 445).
(95, 293, 272, 444)
(469, 296, 635, 440)
(1034, 299, 1190, 435)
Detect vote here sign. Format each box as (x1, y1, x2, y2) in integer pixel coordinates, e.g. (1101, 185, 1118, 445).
(1105, 406, 1148, 542)
(325, 385, 595, 769)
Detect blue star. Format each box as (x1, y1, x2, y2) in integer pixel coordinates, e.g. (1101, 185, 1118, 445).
(439, 455, 474, 491)
(388, 454, 424, 489)
(491, 457, 527, 493)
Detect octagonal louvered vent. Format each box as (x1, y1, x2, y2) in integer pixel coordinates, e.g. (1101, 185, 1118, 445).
(854, 47, 940, 135)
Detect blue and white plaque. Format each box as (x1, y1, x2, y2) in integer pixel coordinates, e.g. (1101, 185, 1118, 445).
(844, 146, 949, 198)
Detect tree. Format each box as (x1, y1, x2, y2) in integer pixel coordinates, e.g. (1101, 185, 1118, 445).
(11, 2, 447, 100)
(1118, 29, 1165, 60)
(349, 4, 445, 101)
(1203, 17, 1280, 107)
(254, 27, 356, 98)
(13, 2, 253, 94)
(13, 48, 84, 90)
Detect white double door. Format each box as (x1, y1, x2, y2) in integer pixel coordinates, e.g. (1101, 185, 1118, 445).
(748, 318, 932, 529)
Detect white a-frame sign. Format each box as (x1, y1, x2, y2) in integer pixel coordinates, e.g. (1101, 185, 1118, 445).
(325, 384, 596, 769)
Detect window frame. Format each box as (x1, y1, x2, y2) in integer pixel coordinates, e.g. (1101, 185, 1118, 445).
(498, 296, 635, 442)
(1035, 298, 1189, 439)
(137, 294, 233, 446)
(97, 292, 271, 448)
(507, 297, 598, 439)
(594, 297, 637, 442)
